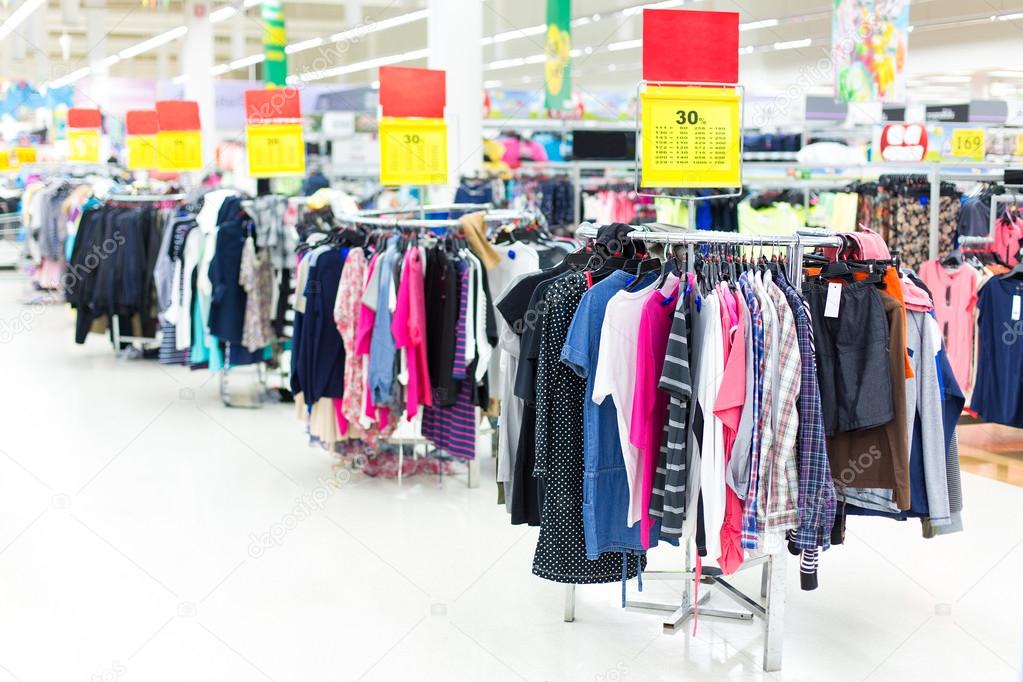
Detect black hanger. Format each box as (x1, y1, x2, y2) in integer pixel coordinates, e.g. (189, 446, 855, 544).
(1000, 259, 1023, 280)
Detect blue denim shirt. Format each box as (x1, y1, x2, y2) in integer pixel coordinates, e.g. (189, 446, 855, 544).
(368, 237, 400, 405)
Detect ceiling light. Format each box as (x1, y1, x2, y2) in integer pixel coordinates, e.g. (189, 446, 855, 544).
(998, 12, 1023, 21)
(623, 1, 686, 17)
(484, 79, 502, 88)
(286, 37, 324, 54)
(989, 70, 1023, 78)
(98, 55, 120, 70)
(773, 38, 812, 50)
(608, 39, 642, 51)
(209, 6, 237, 23)
(211, 64, 231, 76)
(299, 47, 430, 82)
(0, 0, 45, 42)
(740, 18, 778, 31)
(230, 54, 264, 70)
(330, 8, 429, 43)
(119, 25, 187, 60)
(172, 74, 186, 84)
(487, 57, 526, 70)
(480, 24, 545, 47)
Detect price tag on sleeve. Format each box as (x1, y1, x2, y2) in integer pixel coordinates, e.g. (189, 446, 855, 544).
(949, 128, 985, 161)
(378, 116, 448, 186)
(1012, 294, 1021, 322)
(640, 85, 741, 189)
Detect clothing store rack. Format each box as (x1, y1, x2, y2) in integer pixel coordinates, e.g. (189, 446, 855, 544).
(568, 221, 845, 673)
(990, 191, 1023, 236)
(108, 193, 187, 350)
(339, 207, 535, 231)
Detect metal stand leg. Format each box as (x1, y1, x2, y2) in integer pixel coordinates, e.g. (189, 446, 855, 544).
(761, 562, 769, 598)
(564, 584, 575, 622)
(398, 443, 404, 487)
(467, 458, 480, 489)
(762, 555, 786, 672)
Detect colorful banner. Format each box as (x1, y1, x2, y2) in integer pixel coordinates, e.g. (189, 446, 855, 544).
(155, 101, 203, 171)
(544, 0, 572, 110)
(833, 0, 909, 103)
(378, 117, 448, 186)
(262, 0, 288, 88)
(244, 88, 305, 177)
(640, 85, 741, 188)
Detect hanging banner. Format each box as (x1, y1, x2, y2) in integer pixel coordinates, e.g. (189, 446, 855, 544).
(125, 110, 159, 171)
(67, 108, 102, 163)
(244, 88, 305, 177)
(544, 0, 572, 110)
(155, 100, 203, 172)
(262, 0, 288, 88)
(378, 117, 448, 186)
(640, 85, 741, 188)
(832, 0, 908, 103)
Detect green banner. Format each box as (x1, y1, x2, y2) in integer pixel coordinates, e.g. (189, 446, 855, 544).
(262, 0, 287, 88)
(544, 0, 571, 110)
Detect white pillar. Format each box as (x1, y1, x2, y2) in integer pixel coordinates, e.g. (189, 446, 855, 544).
(29, 12, 48, 84)
(230, 23, 246, 63)
(428, 0, 482, 183)
(156, 45, 170, 83)
(345, 0, 364, 27)
(183, 0, 216, 165)
(84, 0, 110, 109)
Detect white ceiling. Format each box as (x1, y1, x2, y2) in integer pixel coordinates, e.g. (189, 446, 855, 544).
(1, 0, 1022, 99)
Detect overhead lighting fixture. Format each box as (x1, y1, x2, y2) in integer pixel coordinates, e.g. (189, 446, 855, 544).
(329, 8, 429, 43)
(484, 79, 502, 88)
(229, 54, 264, 70)
(740, 18, 779, 31)
(211, 64, 231, 76)
(998, 12, 1023, 21)
(298, 47, 430, 82)
(773, 38, 812, 50)
(480, 24, 545, 47)
(48, 66, 90, 89)
(0, 0, 46, 41)
(209, 6, 238, 23)
(98, 55, 120, 70)
(119, 25, 187, 60)
(990, 70, 1023, 78)
(608, 39, 642, 51)
(286, 37, 324, 54)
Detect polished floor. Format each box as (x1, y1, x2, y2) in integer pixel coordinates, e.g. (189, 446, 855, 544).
(0, 271, 1020, 682)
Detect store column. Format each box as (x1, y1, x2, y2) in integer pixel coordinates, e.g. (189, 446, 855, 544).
(84, 0, 110, 109)
(428, 0, 483, 183)
(183, 0, 217, 165)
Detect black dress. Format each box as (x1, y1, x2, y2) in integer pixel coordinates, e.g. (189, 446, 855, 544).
(531, 273, 641, 584)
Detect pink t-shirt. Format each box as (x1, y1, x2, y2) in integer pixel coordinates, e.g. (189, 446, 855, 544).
(994, 216, 1023, 266)
(392, 249, 432, 419)
(629, 278, 681, 549)
(918, 260, 978, 391)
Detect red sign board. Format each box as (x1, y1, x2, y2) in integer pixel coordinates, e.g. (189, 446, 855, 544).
(380, 66, 445, 118)
(68, 108, 102, 129)
(125, 110, 158, 135)
(244, 88, 301, 124)
(155, 100, 201, 131)
(880, 123, 928, 162)
(643, 9, 739, 84)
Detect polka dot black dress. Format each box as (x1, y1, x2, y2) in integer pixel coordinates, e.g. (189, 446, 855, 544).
(531, 273, 643, 584)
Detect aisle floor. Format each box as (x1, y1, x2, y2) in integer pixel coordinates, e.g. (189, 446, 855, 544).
(0, 272, 1021, 682)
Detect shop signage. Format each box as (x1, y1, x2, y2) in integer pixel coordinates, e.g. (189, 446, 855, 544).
(544, 0, 572, 111)
(925, 104, 969, 123)
(13, 147, 36, 164)
(125, 110, 159, 171)
(156, 100, 203, 172)
(639, 10, 741, 189)
(67, 108, 102, 163)
(262, 0, 287, 88)
(948, 128, 985, 161)
(244, 88, 305, 177)
(879, 123, 928, 162)
(378, 66, 448, 186)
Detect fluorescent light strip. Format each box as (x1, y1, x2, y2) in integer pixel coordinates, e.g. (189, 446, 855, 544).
(0, 0, 45, 41)
(773, 38, 812, 50)
(297, 47, 430, 83)
(998, 12, 1023, 21)
(286, 37, 324, 54)
(740, 18, 779, 31)
(480, 23, 545, 46)
(209, 6, 237, 23)
(329, 8, 429, 44)
(48, 66, 90, 89)
(119, 25, 188, 59)
(622, 1, 686, 17)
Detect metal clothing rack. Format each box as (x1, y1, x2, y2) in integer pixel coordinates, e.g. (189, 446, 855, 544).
(990, 191, 1023, 237)
(338, 207, 536, 231)
(565, 220, 845, 672)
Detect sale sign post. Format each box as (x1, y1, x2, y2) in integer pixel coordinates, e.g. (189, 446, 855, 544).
(377, 66, 448, 187)
(67, 108, 102, 163)
(637, 10, 743, 198)
(155, 100, 203, 172)
(244, 88, 306, 178)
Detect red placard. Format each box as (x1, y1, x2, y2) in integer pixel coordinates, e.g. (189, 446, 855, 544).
(68, 108, 102, 129)
(379, 66, 445, 118)
(244, 88, 301, 124)
(125, 110, 159, 135)
(880, 123, 928, 162)
(643, 9, 739, 84)
(155, 100, 201, 131)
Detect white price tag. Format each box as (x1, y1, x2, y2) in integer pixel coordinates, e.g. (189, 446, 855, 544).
(824, 282, 842, 319)
(1012, 295, 1021, 322)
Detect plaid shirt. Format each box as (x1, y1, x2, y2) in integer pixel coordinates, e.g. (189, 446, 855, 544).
(759, 279, 802, 533)
(739, 275, 764, 550)
(781, 283, 836, 551)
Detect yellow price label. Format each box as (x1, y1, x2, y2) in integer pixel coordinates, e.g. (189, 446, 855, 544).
(156, 130, 203, 172)
(127, 135, 158, 170)
(640, 85, 741, 189)
(949, 128, 985, 161)
(379, 117, 448, 186)
(14, 147, 36, 164)
(0, 152, 10, 170)
(1014, 134, 1023, 158)
(246, 123, 306, 177)
(68, 129, 100, 163)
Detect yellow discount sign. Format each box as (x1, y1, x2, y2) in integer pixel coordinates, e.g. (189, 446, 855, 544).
(379, 117, 448, 186)
(640, 85, 741, 189)
(246, 123, 305, 177)
(68, 129, 100, 163)
(156, 130, 203, 172)
(127, 135, 158, 170)
(0, 151, 10, 171)
(949, 128, 986, 161)
(14, 147, 36, 165)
